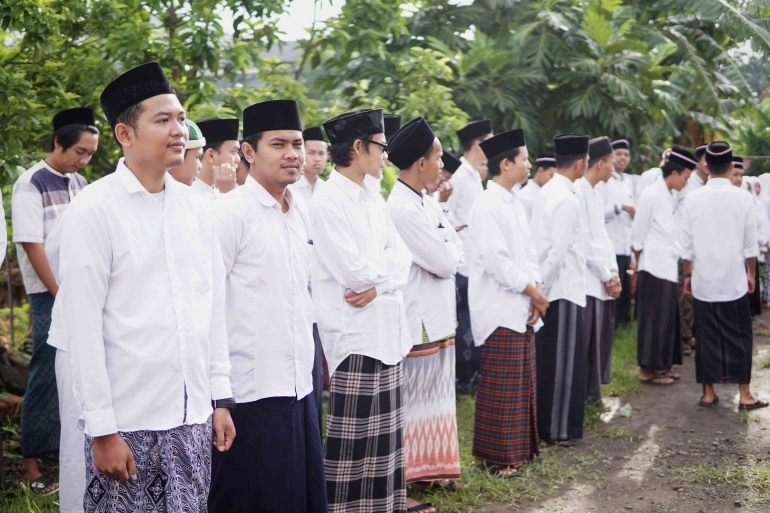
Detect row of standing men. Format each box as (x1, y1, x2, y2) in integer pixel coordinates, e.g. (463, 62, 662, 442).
(11, 61, 765, 513)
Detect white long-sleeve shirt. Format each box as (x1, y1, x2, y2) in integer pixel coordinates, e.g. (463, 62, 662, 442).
(680, 177, 758, 302)
(530, 173, 587, 307)
(446, 157, 483, 276)
(597, 171, 635, 256)
(518, 179, 541, 225)
(635, 167, 661, 199)
(191, 177, 217, 198)
(576, 178, 617, 300)
(215, 176, 314, 404)
(52, 159, 232, 437)
(387, 180, 463, 345)
(288, 174, 325, 212)
(310, 170, 413, 376)
(468, 181, 543, 343)
(631, 178, 680, 283)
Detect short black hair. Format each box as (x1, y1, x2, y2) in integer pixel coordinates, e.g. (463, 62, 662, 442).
(555, 153, 588, 169)
(462, 134, 489, 153)
(112, 103, 145, 147)
(487, 148, 521, 177)
(661, 160, 687, 178)
(328, 137, 375, 168)
(242, 132, 264, 153)
(50, 124, 99, 152)
(707, 160, 732, 176)
(203, 140, 225, 154)
(588, 152, 613, 169)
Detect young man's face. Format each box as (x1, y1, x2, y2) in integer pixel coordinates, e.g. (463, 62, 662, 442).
(304, 140, 328, 176)
(535, 165, 556, 186)
(599, 154, 615, 182)
(121, 94, 187, 169)
(510, 146, 531, 184)
(440, 170, 453, 182)
(575, 155, 589, 180)
(359, 133, 387, 179)
(697, 156, 708, 178)
(670, 168, 692, 191)
(168, 147, 203, 186)
(207, 140, 241, 167)
(54, 130, 99, 173)
(421, 139, 443, 189)
(473, 135, 493, 180)
(613, 148, 630, 173)
(249, 130, 305, 188)
(728, 166, 743, 187)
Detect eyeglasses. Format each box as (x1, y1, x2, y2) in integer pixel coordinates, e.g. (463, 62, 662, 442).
(363, 139, 388, 154)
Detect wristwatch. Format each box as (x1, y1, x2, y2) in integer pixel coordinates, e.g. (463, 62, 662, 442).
(212, 398, 236, 411)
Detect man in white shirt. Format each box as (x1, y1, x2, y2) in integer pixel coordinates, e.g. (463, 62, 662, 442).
(597, 139, 636, 325)
(12, 107, 97, 498)
(447, 119, 493, 393)
(288, 125, 329, 431)
(311, 109, 412, 512)
(632, 149, 696, 386)
(468, 128, 549, 476)
(530, 133, 589, 447)
(191, 118, 240, 196)
(682, 141, 767, 411)
(577, 138, 621, 404)
(208, 100, 326, 512)
(53, 62, 235, 512)
(168, 119, 206, 186)
(386, 117, 464, 508)
(519, 155, 556, 224)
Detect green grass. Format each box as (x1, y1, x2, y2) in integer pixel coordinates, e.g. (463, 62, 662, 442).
(671, 458, 770, 489)
(756, 352, 770, 369)
(0, 487, 59, 513)
(603, 321, 642, 398)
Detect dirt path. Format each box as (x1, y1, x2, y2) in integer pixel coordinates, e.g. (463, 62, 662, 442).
(486, 311, 770, 513)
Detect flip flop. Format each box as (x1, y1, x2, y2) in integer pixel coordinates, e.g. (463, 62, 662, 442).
(698, 395, 719, 407)
(739, 400, 769, 411)
(19, 475, 59, 496)
(548, 439, 575, 448)
(639, 376, 675, 386)
(408, 502, 436, 512)
(659, 370, 680, 380)
(477, 461, 521, 478)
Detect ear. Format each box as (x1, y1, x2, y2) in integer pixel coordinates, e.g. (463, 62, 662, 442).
(352, 139, 364, 156)
(241, 142, 256, 165)
(114, 123, 133, 148)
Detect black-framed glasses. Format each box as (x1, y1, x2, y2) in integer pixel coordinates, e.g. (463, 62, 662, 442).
(363, 139, 388, 154)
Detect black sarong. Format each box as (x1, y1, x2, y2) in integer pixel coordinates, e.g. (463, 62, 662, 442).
(749, 259, 761, 317)
(615, 255, 632, 326)
(209, 395, 328, 513)
(636, 271, 682, 370)
(455, 273, 482, 393)
(694, 295, 753, 384)
(584, 297, 615, 404)
(536, 299, 586, 441)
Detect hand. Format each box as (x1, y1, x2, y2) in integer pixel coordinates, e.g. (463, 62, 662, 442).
(345, 288, 377, 308)
(213, 164, 237, 193)
(455, 225, 467, 232)
(748, 275, 756, 294)
(530, 288, 549, 317)
(526, 303, 541, 326)
(212, 408, 236, 453)
(92, 434, 136, 482)
(622, 205, 636, 218)
(629, 260, 638, 271)
(609, 275, 621, 298)
(684, 277, 692, 297)
(438, 182, 453, 203)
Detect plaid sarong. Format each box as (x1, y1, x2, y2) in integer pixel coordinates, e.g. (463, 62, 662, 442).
(473, 327, 539, 467)
(325, 354, 406, 513)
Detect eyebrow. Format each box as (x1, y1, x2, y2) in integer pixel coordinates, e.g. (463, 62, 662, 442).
(269, 137, 304, 144)
(153, 111, 184, 117)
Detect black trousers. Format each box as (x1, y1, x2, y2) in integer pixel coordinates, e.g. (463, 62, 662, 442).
(615, 255, 632, 326)
(312, 323, 324, 430)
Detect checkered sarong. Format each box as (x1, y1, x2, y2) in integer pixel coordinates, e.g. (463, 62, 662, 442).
(473, 327, 539, 466)
(324, 354, 406, 513)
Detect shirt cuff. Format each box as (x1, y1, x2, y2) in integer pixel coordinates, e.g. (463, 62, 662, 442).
(375, 283, 389, 297)
(614, 204, 622, 215)
(680, 251, 693, 261)
(82, 407, 118, 438)
(600, 267, 613, 282)
(744, 248, 760, 259)
(210, 374, 233, 401)
(511, 270, 530, 293)
(12, 235, 45, 244)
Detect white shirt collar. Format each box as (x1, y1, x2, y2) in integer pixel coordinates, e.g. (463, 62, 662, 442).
(116, 158, 175, 198)
(487, 180, 515, 203)
(707, 177, 731, 187)
(329, 169, 370, 201)
(552, 171, 576, 193)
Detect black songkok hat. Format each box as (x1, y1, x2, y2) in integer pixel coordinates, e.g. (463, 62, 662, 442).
(695, 144, 708, 160)
(242, 100, 302, 139)
(384, 115, 402, 140)
(303, 126, 326, 142)
(386, 117, 436, 170)
(100, 62, 174, 128)
(554, 134, 589, 156)
(668, 147, 698, 171)
(611, 139, 630, 151)
(535, 155, 556, 168)
(456, 120, 493, 145)
(588, 137, 613, 161)
(197, 118, 240, 145)
(323, 109, 384, 145)
(53, 107, 96, 131)
(479, 128, 525, 160)
(705, 141, 733, 166)
(442, 150, 462, 174)
(733, 156, 744, 169)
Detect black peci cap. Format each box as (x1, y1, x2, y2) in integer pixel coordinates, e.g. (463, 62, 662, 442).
(733, 156, 744, 169)
(554, 134, 590, 156)
(611, 139, 630, 151)
(323, 109, 384, 145)
(303, 126, 326, 142)
(705, 141, 733, 166)
(386, 117, 436, 170)
(53, 107, 96, 131)
(197, 118, 240, 145)
(588, 137, 613, 161)
(100, 62, 174, 128)
(535, 155, 556, 168)
(441, 150, 462, 174)
(695, 144, 708, 160)
(456, 120, 493, 145)
(242, 99, 302, 138)
(668, 147, 698, 171)
(479, 128, 525, 160)
(384, 115, 402, 140)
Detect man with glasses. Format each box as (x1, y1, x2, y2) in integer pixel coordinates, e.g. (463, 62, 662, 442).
(311, 109, 413, 512)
